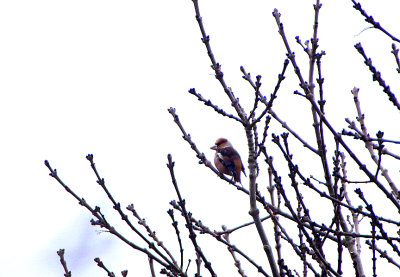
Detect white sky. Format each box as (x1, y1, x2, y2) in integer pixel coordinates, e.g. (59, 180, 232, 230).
(1, 0, 400, 276)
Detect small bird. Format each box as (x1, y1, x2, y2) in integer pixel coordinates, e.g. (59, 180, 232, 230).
(210, 138, 246, 183)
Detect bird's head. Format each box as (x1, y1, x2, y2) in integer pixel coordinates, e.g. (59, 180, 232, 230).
(210, 138, 232, 150)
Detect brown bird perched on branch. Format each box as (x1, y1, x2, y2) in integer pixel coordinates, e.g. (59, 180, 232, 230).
(210, 138, 246, 183)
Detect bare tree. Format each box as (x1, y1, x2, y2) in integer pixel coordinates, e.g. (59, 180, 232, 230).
(46, 1, 400, 276)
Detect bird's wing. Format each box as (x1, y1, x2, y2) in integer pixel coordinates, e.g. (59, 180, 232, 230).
(217, 152, 235, 172)
(219, 147, 244, 176)
(218, 147, 239, 160)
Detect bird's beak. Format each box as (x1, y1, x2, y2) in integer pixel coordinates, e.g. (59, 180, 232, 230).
(210, 145, 217, 150)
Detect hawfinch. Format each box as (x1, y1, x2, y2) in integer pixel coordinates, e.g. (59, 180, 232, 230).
(210, 138, 246, 183)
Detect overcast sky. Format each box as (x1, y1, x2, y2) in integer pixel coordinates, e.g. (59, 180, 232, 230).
(1, 0, 399, 276)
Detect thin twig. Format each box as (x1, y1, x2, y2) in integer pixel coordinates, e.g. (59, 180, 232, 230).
(57, 249, 71, 277)
(354, 43, 400, 111)
(44, 160, 178, 273)
(350, 88, 399, 199)
(366, 240, 400, 269)
(222, 226, 248, 277)
(167, 154, 217, 277)
(351, 0, 400, 43)
(149, 257, 156, 277)
(190, 0, 247, 121)
(126, 204, 178, 268)
(188, 88, 242, 123)
(252, 59, 289, 127)
(167, 209, 184, 271)
(356, 189, 400, 258)
(85, 154, 179, 270)
(263, 147, 341, 277)
(268, 110, 318, 154)
(391, 43, 400, 73)
(215, 216, 271, 235)
(94, 257, 115, 277)
(170, 201, 271, 277)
